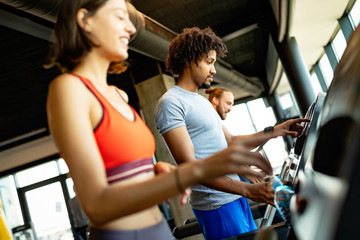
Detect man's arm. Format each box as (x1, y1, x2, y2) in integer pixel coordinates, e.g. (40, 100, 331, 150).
(163, 126, 274, 205)
(222, 118, 311, 149)
(222, 124, 274, 149)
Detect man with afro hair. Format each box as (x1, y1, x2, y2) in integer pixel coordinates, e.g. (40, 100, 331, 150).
(155, 27, 305, 240)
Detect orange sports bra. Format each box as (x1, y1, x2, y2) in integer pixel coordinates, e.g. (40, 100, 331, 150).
(72, 74, 155, 184)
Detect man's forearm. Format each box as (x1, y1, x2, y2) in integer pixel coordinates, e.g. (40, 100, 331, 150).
(201, 176, 251, 196)
(201, 177, 274, 205)
(232, 132, 271, 149)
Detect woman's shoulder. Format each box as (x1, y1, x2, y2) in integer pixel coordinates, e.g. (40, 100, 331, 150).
(47, 73, 94, 118)
(49, 73, 88, 94)
(50, 73, 82, 87)
(48, 73, 91, 105)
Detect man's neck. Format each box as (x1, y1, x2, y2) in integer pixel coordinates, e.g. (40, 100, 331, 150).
(176, 82, 199, 92)
(176, 71, 199, 92)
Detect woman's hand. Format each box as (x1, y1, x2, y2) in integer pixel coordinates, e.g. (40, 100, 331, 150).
(203, 133, 276, 181)
(154, 161, 176, 174)
(154, 161, 191, 205)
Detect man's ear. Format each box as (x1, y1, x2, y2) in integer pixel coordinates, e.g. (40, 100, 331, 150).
(212, 97, 219, 106)
(76, 8, 91, 32)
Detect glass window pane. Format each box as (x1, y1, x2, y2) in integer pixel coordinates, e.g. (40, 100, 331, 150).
(223, 103, 256, 135)
(279, 92, 293, 110)
(224, 100, 289, 172)
(66, 178, 75, 199)
(15, 161, 59, 187)
(263, 138, 289, 175)
(57, 158, 69, 174)
(246, 98, 288, 171)
(275, 74, 300, 118)
(310, 72, 323, 96)
(278, 92, 300, 118)
(350, 0, 360, 28)
(0, 175, 24, 228)
(25, 182, 72, 239)
(332, 30, 347, 61)
(319, 54, 334, 87)
(247, 98, 277, 131)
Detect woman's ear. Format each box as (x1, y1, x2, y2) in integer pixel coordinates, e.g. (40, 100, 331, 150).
(76, 8, 91, 32)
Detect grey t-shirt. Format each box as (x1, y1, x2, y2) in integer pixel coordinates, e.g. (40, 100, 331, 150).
(155, 86, 241, 210)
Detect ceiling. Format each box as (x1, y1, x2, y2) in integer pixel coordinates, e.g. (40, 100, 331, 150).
(0, 0, 351, 149)
(277, 0, 351, 94)
(291, 0, 350, 69)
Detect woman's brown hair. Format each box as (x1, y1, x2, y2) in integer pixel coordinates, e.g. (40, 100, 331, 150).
(45, 0, 129, 74)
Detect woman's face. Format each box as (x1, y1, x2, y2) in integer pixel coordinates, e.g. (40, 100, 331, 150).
(81, 0, 136, 61)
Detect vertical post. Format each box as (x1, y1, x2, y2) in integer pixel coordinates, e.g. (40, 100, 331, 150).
(277, 37, 316, 116)
(313, 64, 329, 92)
(339, 16, 353, 42)
(324, 44, 338, 71)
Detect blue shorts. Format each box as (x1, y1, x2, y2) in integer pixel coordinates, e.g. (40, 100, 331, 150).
(89, 218, 174, 240)
(192, 198, 257, 240)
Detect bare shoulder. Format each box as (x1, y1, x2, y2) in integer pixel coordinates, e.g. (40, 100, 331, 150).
(47, 73, 92, 116)
(49, 73, 84, 91)
(48, 73, 89, 100)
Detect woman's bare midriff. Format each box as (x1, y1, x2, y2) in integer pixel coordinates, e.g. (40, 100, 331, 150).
(92, 171, 165, 230)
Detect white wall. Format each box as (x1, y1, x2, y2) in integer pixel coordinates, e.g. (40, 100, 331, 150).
(0, 136, 59, 172)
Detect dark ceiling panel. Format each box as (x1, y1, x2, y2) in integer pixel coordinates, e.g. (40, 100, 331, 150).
(225, 29, 269, 76)
(131, 0, 273, 80)
(132, 0, 255, 34)
(0, 25, 59, 143)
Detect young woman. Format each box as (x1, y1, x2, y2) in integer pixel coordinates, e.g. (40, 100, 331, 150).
(46, 0, 275, 239)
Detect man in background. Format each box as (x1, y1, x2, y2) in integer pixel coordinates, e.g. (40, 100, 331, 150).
(206, 87, 234, 120)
